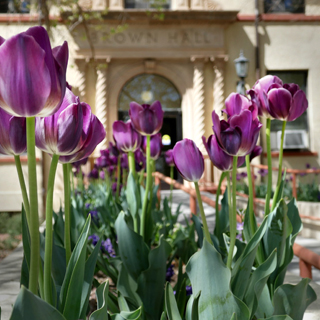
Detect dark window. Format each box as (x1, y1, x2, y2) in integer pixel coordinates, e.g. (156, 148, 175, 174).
(267, 70, 309, 150)
(0, 0, 30, 13)
(125, 0, 170, 9)
(264, 0, 305, 14)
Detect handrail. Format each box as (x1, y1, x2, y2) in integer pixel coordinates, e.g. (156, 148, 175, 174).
(155, 171, 320, 280)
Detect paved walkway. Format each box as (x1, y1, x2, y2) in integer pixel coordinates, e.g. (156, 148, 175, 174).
(0, 190, 319, 319)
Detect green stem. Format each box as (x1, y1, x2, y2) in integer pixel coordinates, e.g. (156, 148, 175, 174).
(26, 117, 40, 295)
(227, 157, 238, 269)
(69, 163, 75, 196)
(140, 135, 152, 239)
(139, 169, 145, 186)
(14, 155, 30, 225)
(128, 151, 137, 180)
(245, 155, 256, 236)
(271, 121, 287, 211)
(116, 156, 121, 200)
(265, 118, 272, 216)
(169, 166, 174, 210)
(194, 181, 213, 245)
(63, 163, 71, 266)
(147, 159, 155, 213)
(44, 154, 59, 305)
(215, 172, 226, 234)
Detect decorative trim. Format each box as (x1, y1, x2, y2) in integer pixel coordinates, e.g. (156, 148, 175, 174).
(263, 151, 319, 158)
(237, 13, 320, 22)
(0, 156, 41, 163)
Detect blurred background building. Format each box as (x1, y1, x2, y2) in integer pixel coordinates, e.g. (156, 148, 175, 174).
(0, 0, 319, 215)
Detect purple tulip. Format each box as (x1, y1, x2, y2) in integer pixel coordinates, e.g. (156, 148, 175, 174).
(266, 83, 308, 121)
(212, 108, 262, 157)
(0, 108, 26, 155)
(36, 88, 106, 163)
(113, 120, 142, 153)
(88, 168, 99, 179)
(249, 145, 263, 162)
(121, 153, 129, 170)
(72, 157, 88, 169)
(0, 26, 68, 117)
(173, 139, 204, 182)
(224, 93, 258, 120)
(141, 133, 162, 160)
(247, 75, 283, 118)
(96, 155, 109, 169)
(129, 101, 164, 135)
(165, 149, 174, 167)
(134, 149, 146, 172)
(202, 135, 245, 172)
(109, 141, 120, 157)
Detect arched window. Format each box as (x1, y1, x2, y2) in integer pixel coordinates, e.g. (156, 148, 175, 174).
(118, 73, 181, 118)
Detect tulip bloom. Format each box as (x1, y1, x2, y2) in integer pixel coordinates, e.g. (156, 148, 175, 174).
(36, 88, 106, 163)
(0, 108, 26, 155)
(165, 149, 174, 167)
(267, 83, 308, 121)
(134, 149, 146, 172)
(224, 93, 258, 120)
(247, 75, 283, 118)
(129, 101, 164, 135)
(173, 139, 204, 182)
(0, 26, 68, 117)
(212, 108, 262, 157)
(202, 135, 245, 172)
(113, 120, 142, 153)
(141, 133, 162, 160)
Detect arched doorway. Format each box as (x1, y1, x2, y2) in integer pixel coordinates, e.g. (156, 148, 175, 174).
(118, 73, 182, 182)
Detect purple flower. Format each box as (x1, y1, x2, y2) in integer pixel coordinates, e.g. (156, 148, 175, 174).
(212, 105, 262, 157)
(247, 75, 283, 118)
(165, 149, 174, 167)
(141, 133, 162, 160)
(121, 153, 129, 170)
(111, 182, 122, 195)
(249, 145, 263, 162)
(266, 83, 308, 121)
(258, 168, 268, 177)
(99, 170, 105, 180)
(224, 93, 258, 120)
(0, 26, 68, 117)
(173, 139, 204, 182)
(129, 101, 164, 135)
(88, 209, 99, 220)
(306, 163, 311, 169)
(236, 222, 244, 241)
(85, 203, 91, 209)
(101, 238, 115, 257)
(0, 108, 26, 155)
(134, 149, 146, 172)
(88, 168, 99, 179)
(166, 264, 175, 282)
(96, 155, 109, 169)
(72, 157, 88, 169)
(36, 88, 106, 163)
(202, 135, 245, 172)
(186, 286, 192, 296)
(88, 234, 100, 246)
(113, 120, 142, 153)
(109, 141, 120, 157)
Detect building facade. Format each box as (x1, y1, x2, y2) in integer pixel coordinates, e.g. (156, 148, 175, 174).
(0, 0, 320, 214)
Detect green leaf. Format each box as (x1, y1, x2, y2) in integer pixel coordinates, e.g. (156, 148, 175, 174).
(254, 285, 274, 319)
(273, 278, 317, 320)
(186, 240, 250, 319)
(191, 215, 203, 248)
(20, 207, 30, 288)
(110, 307, 142, 320)
(263, 199, 293, 289)
(258, 316, 293, 320)
(126, 172, 140, 220)
(286, 198, 302, 244)
(244, 249, 277, 318)
(160, 311, 167, 320)
(79, 237, 103, 319)
(10, 286, 67, 320)
(185, 292, 200, 320)
(115, 212, 149, 281)
(59, 216, 91, 319)
(230, 313, 237, 320)
(165, 283, 182, 320)
(137, 237, 172, 319)
(90, 281, 110, 320)
(231, 216, 269, 299)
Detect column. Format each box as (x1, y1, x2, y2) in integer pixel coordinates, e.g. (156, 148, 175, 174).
(191, 56, 206, 153)
(75, 59, 88, 103)
(211, 55, 227, 185)
(109, 0, 124, 10)
(171, 0, 189, 10)
(211, 55, 227, 115)
(95, 59, 110, 151)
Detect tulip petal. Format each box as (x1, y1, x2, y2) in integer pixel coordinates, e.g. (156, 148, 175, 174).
(9, 117, 27, 154)
(220, 127, 242, 156)
(0, 34, 51, 116)
(287, 90, 308, 122)
(267, 88, 292, 120)
(57, 104, 83, 154)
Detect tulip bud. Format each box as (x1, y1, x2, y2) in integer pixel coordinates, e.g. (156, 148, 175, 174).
(141, 133, 162, 160)
(129, 101, 164, 135)
(165, 149, 174, 167)
(173, 139, 204, 182)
